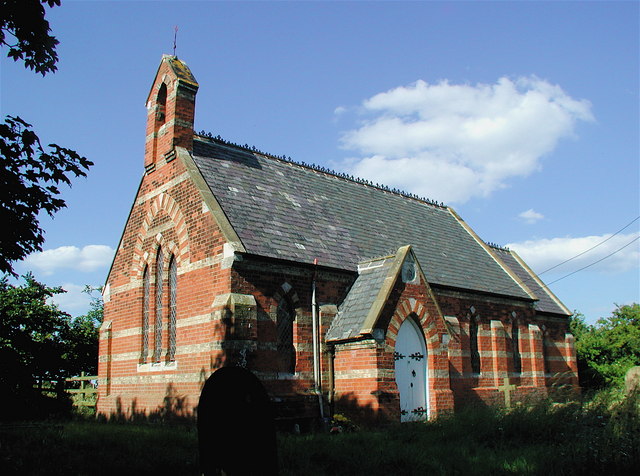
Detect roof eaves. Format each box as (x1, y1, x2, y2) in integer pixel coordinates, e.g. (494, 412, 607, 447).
(359, 245, 411, 335)
(104, 175, 145, 289)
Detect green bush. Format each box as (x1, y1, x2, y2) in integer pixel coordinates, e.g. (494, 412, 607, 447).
(571, 303, 640, 389)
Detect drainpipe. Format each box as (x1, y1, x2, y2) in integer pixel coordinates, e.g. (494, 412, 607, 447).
(327, 343, 335, 412)
(311, 259, 324, 419)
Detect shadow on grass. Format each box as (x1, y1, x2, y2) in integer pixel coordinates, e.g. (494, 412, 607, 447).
(100, 383, 195, 425)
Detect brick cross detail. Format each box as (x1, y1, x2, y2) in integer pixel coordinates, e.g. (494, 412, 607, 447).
(497, 377, 517, 408)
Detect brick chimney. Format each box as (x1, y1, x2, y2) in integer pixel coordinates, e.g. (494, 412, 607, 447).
(144, 55, 199, 172)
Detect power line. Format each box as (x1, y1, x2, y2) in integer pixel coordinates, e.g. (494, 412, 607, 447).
(494, 234, 640, 301)
(545, 234, 639, 287)
(490, 216, 640, 298)
(537, 215, 639, 276)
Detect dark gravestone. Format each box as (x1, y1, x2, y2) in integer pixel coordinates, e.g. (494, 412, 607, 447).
(198, 367, 278, 475)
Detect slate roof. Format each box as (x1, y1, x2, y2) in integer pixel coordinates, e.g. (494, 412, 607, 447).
(326, 256, 395, 341)
(191, 138, 531, 300)
(492, 247, 571, 316)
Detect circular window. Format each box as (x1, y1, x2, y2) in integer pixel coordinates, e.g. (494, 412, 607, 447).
(401, 259, 416, 283)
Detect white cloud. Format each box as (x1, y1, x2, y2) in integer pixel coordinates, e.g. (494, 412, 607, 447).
(48, 283, 93, 316)
(339, 76, 593, 204)
(519, 209, 544, 224)
(23, 245, 115, 276)
(507, 232, 640, 276)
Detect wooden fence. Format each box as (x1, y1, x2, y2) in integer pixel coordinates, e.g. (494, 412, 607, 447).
(66, 372, 98, 408)
(34, 372, 98, 408)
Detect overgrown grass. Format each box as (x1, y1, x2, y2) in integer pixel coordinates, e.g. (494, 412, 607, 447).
(280, 391, 639, 475)
(1, 390, 638, 475)
(0, 421, 199, 475)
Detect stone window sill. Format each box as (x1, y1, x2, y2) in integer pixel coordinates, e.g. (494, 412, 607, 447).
(137, 361, 178, 372)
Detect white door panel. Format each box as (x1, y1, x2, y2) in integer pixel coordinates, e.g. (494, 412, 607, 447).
(394, 318, 428, 422)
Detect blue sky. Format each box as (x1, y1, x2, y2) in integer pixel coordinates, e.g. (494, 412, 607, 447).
(1, 1, 638, 323)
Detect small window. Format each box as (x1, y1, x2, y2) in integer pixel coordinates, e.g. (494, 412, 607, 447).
(469, 316, 481, 374)
(512, 321, 521, 374)
(401, 257, 417, 283)
(276, 298, 296, 373)
(542, 332, 550, 374)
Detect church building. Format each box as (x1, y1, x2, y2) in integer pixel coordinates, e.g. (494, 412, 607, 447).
(97, 55, 578, 423)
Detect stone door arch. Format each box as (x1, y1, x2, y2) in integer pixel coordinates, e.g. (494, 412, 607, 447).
(394, 316, 428, 421)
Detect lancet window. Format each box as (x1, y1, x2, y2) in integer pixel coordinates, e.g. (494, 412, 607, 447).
(512, 319, 522, 374)
(141, 265, 150, 362)
(167, 255, 177, 362)
(276, 297, 296, 374)
(469, 315, 481, 374)
(156, 83, 167, 126)
(154, 247, 164, 362)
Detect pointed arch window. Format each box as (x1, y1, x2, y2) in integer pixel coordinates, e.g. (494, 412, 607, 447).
(276, 297, 296, 374)
(141, 265, 150, 362)
(469, 315, 481, 374)
(149, 83, 168, 167)
(154, 247, 164, 362)
(512, 319, 522, 374)
(167, 255, 177, 362)
(156, 83, 167, 126)
(542, 330, 550, 374)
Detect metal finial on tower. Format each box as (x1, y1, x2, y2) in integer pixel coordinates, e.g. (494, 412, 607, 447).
(173, 25, 178, 56)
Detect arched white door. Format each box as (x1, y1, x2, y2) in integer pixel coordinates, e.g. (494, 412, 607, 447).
(394, 317, 428, 422)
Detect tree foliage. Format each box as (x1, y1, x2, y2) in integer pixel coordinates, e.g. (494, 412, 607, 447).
(0, 274, 100, 419)
(0, 0, 61, 76)
(0, 116, 93, 275)
(571, 303, 640, 389)
(1, 1, 93, 275)
(63, 285, 103, 376)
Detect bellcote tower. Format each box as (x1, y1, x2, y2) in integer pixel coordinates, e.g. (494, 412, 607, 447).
(144, 55, 199, 172)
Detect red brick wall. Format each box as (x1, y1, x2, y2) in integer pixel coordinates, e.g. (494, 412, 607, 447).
(332, 340, 397, 421)
(228, 257, 353, 398)
(97, 144, 232, 416)
(97, 57, 227, 418)
(433, 288, 576, 407)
